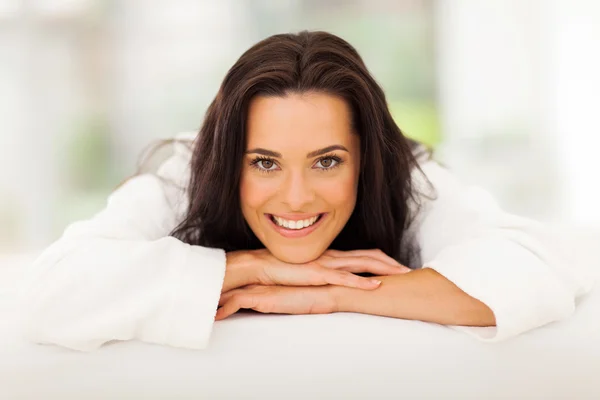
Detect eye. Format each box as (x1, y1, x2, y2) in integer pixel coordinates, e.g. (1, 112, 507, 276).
(250, 157, 279, 173)
(258, 159, 276, 170)
(314, 156, 341, 170)
(318, 158, 333, 168)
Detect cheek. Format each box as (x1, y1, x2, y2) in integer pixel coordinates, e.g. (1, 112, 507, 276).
(239, 173, 275, 216)
(315, 172, 358, 211)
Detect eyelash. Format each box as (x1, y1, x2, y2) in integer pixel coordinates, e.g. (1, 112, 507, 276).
(249, 154, 344, 174)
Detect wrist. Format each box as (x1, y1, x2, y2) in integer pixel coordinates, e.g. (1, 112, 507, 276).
(223, 251, 258, 292)
(329, 285, 353, 313)
(330, 275, 389, 313)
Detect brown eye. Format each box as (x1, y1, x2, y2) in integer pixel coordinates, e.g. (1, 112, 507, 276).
(315, 156, 339, 169)
(261, 160, 273, 169)
(320, 158, 333, 168)
(258, 160, 275, 170)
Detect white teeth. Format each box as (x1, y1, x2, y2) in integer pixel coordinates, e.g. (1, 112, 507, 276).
(273, 215, 320, 230)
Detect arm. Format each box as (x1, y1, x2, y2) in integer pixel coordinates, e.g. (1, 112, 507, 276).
(17, 133, 227, 352)
(366, 160, 593, 341)
(332, 268, 496, 327)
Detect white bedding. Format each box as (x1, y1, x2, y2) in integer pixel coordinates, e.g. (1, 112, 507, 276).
(1, 228, 599, 399)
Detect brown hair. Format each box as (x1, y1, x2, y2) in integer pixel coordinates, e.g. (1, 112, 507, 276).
(171, 30, 432, 266)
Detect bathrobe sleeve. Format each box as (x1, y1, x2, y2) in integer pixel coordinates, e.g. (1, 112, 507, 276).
(412, 160, 594, 341)
(17, 133, 227, 352)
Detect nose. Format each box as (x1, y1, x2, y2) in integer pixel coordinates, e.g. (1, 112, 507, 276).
(280, 169, 315, 211)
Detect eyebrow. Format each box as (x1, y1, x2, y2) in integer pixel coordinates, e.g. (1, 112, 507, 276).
(245, 145, 349, 158)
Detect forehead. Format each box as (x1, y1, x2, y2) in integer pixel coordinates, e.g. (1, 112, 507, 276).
(245, 92, 355, 151)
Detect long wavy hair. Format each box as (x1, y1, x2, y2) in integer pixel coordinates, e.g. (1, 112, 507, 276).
(170, 31, 433, 267)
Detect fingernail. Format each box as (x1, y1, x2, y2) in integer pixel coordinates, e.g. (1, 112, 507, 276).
(370, 279, 382, 285)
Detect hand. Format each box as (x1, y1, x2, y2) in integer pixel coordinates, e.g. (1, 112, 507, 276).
(316, 248, 410, 274)
(223, 248, 410, 293)
(218, 248, 412, 320)
(216, 284, 336, 321)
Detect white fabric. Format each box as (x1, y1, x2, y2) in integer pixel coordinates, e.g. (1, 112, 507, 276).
(13, 132, 596, 352)
(1, 243, 599, 399)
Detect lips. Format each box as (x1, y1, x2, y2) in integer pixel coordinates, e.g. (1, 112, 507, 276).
(270, 214, 322, 230)
(265, 213, 327, 238)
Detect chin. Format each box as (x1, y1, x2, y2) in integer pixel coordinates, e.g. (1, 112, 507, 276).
(267, 245, 326, 265)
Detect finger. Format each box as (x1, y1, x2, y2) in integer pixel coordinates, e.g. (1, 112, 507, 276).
(261, 262, 385, 289)
(314, 267, 383, 290)
(216, 294, 255, 321)
(318, 255, 411, 275)
(324, 249, 406, 268)
(262, 264, 335, 288)
(219, 288, 243, 306)
(323, 249, 404, 268)
(219, 285, 264, 306)
(215, 302, 239, 320)
(318, 256, 409, 275)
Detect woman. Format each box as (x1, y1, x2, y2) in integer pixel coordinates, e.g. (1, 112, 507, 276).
(18, 31, 590, 352)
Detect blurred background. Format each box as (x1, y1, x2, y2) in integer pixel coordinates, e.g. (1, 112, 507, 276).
(1, 0, 599, 255)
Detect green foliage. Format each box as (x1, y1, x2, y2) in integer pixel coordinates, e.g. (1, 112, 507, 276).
(389, 100, 441, 148)
(63, 116, 112, 191)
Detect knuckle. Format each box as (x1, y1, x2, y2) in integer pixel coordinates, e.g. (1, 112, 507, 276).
(307, 261, 322, 271)
(337, 270, 355, 282)
(234, 292, 250, 303)
(231, 294, 242, 303)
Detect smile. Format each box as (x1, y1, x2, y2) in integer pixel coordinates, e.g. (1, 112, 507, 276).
(272, 214, 321, 229)
(266, 213, 326, 238)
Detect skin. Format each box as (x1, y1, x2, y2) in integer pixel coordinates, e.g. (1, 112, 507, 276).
(218, 266, 496, 327)
(240, 92, 361, 264)
(219, 92, 496, 328)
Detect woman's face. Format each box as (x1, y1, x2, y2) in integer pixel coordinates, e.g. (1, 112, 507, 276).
(240, 92, 361, 264)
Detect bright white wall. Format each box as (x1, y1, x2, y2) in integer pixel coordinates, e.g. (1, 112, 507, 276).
(435, 0, 600, 226)
(552, 0, 600, 226)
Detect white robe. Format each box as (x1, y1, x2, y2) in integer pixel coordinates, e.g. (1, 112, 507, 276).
(16, 132, 594, 351)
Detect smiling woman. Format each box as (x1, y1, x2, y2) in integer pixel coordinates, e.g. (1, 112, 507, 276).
(17, 31, 591, 352)
(240, 93, 361, 263)
(170, 31, 426, 271)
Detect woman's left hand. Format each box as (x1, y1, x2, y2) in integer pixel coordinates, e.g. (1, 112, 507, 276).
(216, 284, 337, 321)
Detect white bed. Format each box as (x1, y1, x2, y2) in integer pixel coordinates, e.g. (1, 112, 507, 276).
(1, 227, 599, 399)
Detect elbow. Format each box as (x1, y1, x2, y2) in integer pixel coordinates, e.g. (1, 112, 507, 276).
(17, 287, 72, 350)
(16, 268, 105, 352)
(18, 297, 108, 352)
(458, 294, 497, 327)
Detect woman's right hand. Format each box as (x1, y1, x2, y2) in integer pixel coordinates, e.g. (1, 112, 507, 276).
(222, 248, 411, 293)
